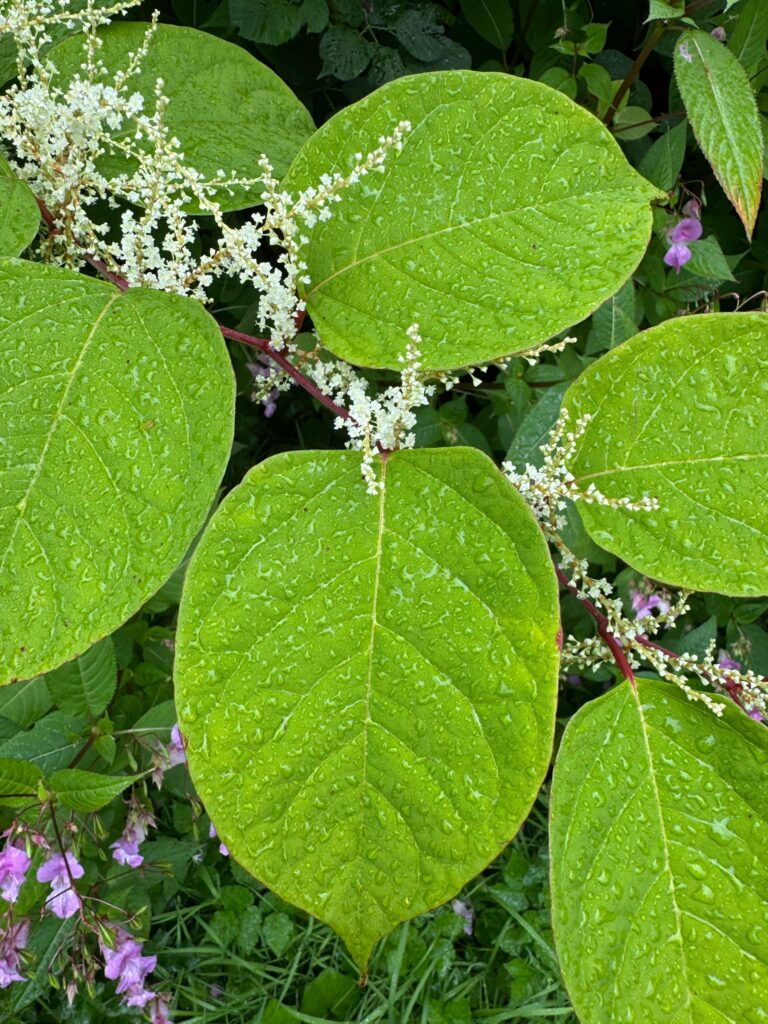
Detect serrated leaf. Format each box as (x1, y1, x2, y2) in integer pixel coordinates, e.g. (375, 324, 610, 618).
(684, 235, 736, 282)
(0, 258, 234, 685)
(647, 0, 684, 19)
(48, 767, 139, 811)
(0, 156, 40, 256)
(175, 447, 560, 968)
(564, 313, 768, 596)
(551, 679, 768, 1023)
(0, 756, 44, 806)
(728, 0, 768, 78)
(675, 30, 763, 236)
(0, 711, 86, 774)
(505, 384, 568, 468)
(45, 638, 117, 718)
(283, 70, 661, 371)
(637, 119, 688, 191)
(51, 23, 314, 212)
(459, 0, 513, 50)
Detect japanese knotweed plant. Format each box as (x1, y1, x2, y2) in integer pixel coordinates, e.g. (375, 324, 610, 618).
(0, 1, 767, 1022)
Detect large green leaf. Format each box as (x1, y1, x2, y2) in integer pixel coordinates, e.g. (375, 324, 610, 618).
(0, 258, 234, 685)
(175, 447, 560, 968)
(675, 30, 763, 236)
(0, 155, 40, 256)
(283, 70, 661, 371)
(551, 680, 768, 1023)
(564, 313, 768, 596)
(50, 23, 314, 212)
(45, 638, 116, 718)
(0, 756, 44, 806)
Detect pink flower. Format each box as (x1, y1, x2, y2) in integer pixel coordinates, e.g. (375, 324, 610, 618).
(630, 589, 670, 621)
(663, 242, 692, 272)
(208, 822, 229, 858)
(0, 843, 30, 903)
(0, 918, 29, 988)
(102, 928, 157, 1009)
(717, 650, 741, 672)
(168, 724, 187, 768)
(149, 996, 172, 1023)
(110, 806, 154, 869)
(668, 217, 702, 244)
(36, 852, 84, 919)
(711, 26, 726, 42)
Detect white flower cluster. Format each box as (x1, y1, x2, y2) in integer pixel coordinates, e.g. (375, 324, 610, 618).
(0, 0, 411, 349)
(508, 409, 767, 718)
(503, 408, 658, 558)
(308, 324, 435, 493)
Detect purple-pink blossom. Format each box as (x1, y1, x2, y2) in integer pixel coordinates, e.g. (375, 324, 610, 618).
(0, 843, 30, 903)
(102, 928, 157, 1009)
(110, 806, 154, 869)
(630, 589, 670, 621)
(208, 822, 229, 858)
(668, 217, 702, 244)
(149, 996, 172, 1023)
(36, 851, 84, 919)
(663, 242, 692, 272)
(152, 724, 188, 787)
(0, 918, 29, 988)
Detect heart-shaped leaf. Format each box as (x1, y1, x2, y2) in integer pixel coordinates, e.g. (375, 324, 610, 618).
(551, 679, 768, 1023)
(175, 447, 560, 969)
(564, 313, 768, 596)
(284, 70, 661, 371)
(0, 258, 234, 684)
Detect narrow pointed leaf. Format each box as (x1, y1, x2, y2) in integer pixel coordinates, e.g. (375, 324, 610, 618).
(51, 23, 315, 212)
(284, 70, 661, 371)
(564, 313, 768, 596)
(551, 680, 768, 1023)
(675, 30, 763, 236)
(175, 447, 560, 968)
(0, 155, 40, 256)
(46, 638, 117, 718)
(459, 0, 514, 49)
(728, 0, 768, 78)
(0, 258, 234, 685)
(48, 767, 140, 811)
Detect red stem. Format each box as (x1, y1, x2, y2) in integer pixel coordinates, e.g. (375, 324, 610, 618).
(555, 566, 636, 687)
(36, 198, 351, 422)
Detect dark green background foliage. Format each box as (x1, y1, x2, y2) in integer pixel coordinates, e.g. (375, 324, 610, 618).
(3, 0, 767, 1021)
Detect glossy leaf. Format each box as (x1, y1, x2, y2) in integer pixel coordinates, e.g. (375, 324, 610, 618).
(283, 70, 661, 371)
(551, 679, 768, 1023)
(45, 638, 117, 719)
(51, 22, 315, 212)
(0, 155, 40, 256)
(0, 258, 235, 685)
(175, 447, 560, 968)
(48, 767, 139, 811)
(564, 313, 768, 596)
(675, 30, 763, 236)
(0, 756, 44, 806)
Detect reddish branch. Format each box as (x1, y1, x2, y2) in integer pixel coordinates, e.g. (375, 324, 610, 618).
(555, 566, 637, 687)
(36, 198, 351, 423)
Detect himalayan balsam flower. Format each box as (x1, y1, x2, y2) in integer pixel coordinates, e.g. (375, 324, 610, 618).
(110, 805, 154, 868)
(149, 995, 171, 1023)
(664, 204, 703, 273)
(152, 723, 188, 786)
(0, 843, 30, 903)
(102, 929, 158, 1009)
(209, 822, 229, 858)
(0, 918, 29, 987)
(36, 852, 84, 919)
(630, 589, 671, 621)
